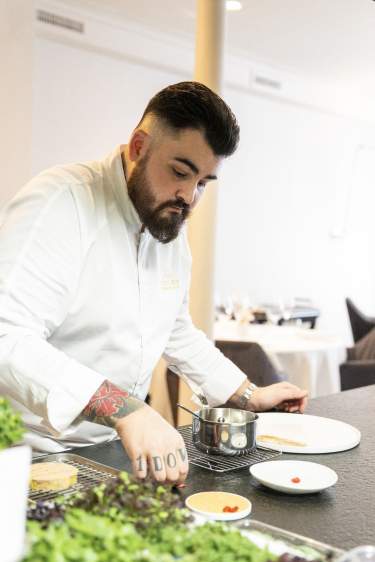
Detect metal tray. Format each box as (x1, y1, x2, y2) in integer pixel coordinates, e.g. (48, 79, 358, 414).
(29, 453, 119, 502)
(232, 519, 344, 560)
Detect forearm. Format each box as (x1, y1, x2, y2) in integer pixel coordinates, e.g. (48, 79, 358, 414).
(78, 379, 145, 428)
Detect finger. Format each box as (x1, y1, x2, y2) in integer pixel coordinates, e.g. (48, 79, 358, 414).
(148, 451, 166, 482)
(131, 452, 147, 480)
(277, 399, 299, 412)
(176, 445, 189, 481)
(287, 402, 302, 412)
(279, 388, 308, 404)
(164, 450, 180, 483)
(276, 400, 292, 412)
(298, 395, 308, 413)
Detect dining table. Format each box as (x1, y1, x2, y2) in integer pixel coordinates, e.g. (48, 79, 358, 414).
(71, 385, 375, 551)
(214, 319, 347, 398)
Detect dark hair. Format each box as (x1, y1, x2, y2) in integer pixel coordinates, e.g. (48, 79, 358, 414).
(139, 81, 240, 157)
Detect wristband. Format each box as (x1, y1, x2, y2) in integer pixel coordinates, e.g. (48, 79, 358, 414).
(237, 382, 258, 410)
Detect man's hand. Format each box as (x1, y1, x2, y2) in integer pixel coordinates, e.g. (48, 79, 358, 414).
(249, 382, 308, 412)
(78, 379, 188, 483)
(229, 379, 308, 413)
(116, 405, 188, 483)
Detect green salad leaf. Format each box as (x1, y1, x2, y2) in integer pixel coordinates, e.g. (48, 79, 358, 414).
(25, 509, 277, 562)
(24, 471, 316, 562)
(0, 396, 24, 450)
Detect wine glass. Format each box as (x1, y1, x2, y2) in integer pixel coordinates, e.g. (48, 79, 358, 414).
(278, 297, 295, 323)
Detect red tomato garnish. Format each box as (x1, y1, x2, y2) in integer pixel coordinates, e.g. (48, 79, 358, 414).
(291, 477, 301, 483)
(223, 505, 239, 513)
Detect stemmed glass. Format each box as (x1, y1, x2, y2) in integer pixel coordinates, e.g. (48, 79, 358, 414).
(279, 298, 295, 323)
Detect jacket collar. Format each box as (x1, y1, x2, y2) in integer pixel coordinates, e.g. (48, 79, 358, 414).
(105, 145, 143, 234)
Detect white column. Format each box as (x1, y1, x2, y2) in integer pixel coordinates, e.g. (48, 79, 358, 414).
(189, 0, 226, 336)
(0, 0, 34, 207)
(179, 0, 226, 424)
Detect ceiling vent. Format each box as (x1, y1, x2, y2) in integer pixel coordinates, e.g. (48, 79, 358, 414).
(253, 75, 282, 91)
(36, 9, 84, 33)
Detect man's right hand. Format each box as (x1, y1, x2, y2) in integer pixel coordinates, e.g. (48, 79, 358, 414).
(77, 379, 188, 483)
(115, 405, 189, 483)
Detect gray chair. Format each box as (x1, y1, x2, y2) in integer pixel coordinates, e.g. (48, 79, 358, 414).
(340, 360, 375, 391)
(346, 297, 375, 343)
(340, 298, 375, 390)
(215, 340, 285, 387)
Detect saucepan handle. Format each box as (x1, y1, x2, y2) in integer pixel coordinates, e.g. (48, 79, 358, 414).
(176, 403, 201, 420)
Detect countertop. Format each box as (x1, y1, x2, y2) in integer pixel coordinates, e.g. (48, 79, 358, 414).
(71, 385, 375, 550)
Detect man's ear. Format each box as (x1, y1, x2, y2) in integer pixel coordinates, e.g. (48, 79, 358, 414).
(128, 129, 150, 162)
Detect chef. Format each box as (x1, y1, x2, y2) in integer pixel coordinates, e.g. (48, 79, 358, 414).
(0, 81, 307, 483)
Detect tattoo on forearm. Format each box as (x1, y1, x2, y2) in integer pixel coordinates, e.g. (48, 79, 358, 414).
(166, 453, 177, 468)
(78, 379, 144, 428)
(152, 456, 163, 472)
(177, 448, 187, 463)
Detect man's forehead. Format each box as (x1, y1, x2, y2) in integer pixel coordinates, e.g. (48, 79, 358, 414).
(162, 128, 221, 177)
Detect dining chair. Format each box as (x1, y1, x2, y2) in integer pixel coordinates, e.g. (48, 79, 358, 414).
(345, 297, 375, 343)
(166, 340, 285, 426)
(339, 298, 375, 390)
(340, 360, 375, 390)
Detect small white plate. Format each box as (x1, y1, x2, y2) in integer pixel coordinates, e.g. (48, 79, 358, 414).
(185, 491, 252, 520)
(250, 460, 338, 494)
(256, 412, 361, 454)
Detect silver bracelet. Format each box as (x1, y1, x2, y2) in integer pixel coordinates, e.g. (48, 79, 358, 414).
(237, 382, 258, 410)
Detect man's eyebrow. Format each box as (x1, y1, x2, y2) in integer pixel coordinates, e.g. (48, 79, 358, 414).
(174, 157, 217, 181)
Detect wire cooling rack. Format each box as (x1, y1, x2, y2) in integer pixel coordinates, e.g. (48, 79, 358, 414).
(29, 454, 118, 502)
(178, 425, 281, 473)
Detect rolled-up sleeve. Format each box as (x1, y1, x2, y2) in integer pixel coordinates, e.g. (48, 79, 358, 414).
(0, 180, 105, 434)
(163, 289, 246, 406)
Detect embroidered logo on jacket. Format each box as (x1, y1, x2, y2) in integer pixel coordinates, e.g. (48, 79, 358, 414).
(161, 273, 180, 290)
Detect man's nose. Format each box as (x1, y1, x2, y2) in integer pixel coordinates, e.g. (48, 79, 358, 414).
(176, 182, 199, 206)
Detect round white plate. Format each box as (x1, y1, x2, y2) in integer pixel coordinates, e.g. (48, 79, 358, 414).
(250, 460, 338, 494)
(256, 412, 361, 454)
(185, 491, 252, 521)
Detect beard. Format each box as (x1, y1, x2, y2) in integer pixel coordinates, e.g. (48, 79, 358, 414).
(127, 154, 191, 244)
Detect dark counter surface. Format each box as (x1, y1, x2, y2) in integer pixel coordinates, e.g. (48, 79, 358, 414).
(72, 385, 375, 550)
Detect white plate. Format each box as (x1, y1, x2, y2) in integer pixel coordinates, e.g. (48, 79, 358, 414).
(256, 412, 361, 454)
(185, 491, 252, 521)
(250, 460, 338, 494)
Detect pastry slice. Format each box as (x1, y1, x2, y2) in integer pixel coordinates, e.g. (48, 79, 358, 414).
(30, 461, 78, 491)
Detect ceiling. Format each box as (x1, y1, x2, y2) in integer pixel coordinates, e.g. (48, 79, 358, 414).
(60, 0, 375, 100)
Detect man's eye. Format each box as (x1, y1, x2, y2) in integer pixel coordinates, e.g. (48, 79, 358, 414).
(173, 168, 187, 178)
(197, 182, 206, 190)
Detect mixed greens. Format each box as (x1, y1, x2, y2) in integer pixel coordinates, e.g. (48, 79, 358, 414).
(0, 396, 24, 450)
(25, 471, 320, 562)
(70, 472, 193, 537)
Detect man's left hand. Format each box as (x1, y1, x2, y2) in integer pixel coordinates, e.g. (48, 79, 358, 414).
(248, 382, 308, 413)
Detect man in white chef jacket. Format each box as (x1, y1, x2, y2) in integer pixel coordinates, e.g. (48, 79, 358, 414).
(0, 82, 307, 483)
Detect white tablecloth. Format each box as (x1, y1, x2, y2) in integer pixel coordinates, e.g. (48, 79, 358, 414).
(214, 320, 346, 398)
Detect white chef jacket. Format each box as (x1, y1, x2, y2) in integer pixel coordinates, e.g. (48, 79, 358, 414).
(0, 146, 246, 452)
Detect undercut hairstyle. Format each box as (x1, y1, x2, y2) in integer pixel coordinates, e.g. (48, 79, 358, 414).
(138, 81, 240, 157)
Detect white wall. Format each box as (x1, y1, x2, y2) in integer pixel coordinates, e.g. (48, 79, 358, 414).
(216, 89, 375, 342)
(5, 0, 375, 344)
(31, 36, 181, 173)
(0, 0, 34, 207)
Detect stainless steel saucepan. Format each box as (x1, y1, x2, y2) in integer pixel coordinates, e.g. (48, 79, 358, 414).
(177, 403, 258, 456)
